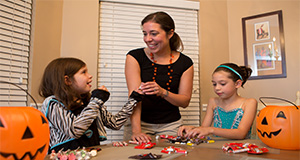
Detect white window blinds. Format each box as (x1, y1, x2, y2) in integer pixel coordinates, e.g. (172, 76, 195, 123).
(98, 0, 200, 142)
(0, 0, 32, 106)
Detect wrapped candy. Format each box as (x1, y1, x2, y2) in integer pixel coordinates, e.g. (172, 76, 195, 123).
(222, 143, 269, 154)
(161, 146, 188, 154)
(49, 147, 100, 160)
(134, 142, 156, 149)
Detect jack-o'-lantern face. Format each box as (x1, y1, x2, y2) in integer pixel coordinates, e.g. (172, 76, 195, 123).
(256, 105, 300, 150)
(0, 107, 50, 160)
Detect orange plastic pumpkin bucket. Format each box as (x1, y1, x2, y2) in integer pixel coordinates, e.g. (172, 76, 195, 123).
(256, 97, 300, 150)
(0, 107, 50, 160)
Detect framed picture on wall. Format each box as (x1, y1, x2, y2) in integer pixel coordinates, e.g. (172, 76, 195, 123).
(253, 42, 276, 72)
(242, 10, 286, 80)
(255, 21, 270, 41)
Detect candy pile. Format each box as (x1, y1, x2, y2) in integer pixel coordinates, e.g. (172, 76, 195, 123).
(160, 135, 214, 146)
(161, 146, 187, 154)
(49, 147, 101, 160)
(160, 135, 188, 144)
(222, 143, 269, 154)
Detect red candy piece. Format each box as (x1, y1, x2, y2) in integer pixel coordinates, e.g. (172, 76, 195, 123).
(161, 146, 187, 154)
(161, 150, 172, 154)
(175, 149, 188, 154)
(160, 135, 175, 139)
(247, 147, 269, 154)
(134, 142, 156, 149)
(222, 143, 268, 154)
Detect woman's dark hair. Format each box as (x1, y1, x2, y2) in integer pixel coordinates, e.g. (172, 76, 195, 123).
(39, 57, 90, 110)
(213, 63, 252, 87)
(141, 11, 184, 52)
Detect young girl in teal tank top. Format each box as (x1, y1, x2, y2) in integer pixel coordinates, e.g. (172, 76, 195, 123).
(178, 63, 257, 139)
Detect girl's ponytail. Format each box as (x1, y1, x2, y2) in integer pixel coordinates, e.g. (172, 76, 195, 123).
(239, 66, 252, 87)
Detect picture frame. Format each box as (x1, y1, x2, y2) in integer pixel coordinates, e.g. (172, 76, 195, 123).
(242, 10, 286, 80)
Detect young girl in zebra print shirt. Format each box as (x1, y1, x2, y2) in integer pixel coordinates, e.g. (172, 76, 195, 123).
(39, 57, 143, 153)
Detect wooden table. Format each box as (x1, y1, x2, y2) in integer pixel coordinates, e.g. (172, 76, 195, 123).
(172, 138, 300, 160)
(45, 137, 300, 160)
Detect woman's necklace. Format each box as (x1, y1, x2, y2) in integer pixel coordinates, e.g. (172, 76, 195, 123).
(150, 52, 174, 90)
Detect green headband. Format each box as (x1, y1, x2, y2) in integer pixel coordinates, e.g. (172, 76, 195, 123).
(217, 65, 243, 81)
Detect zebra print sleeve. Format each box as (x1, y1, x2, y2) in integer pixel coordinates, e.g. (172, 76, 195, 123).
(97, 97, 138, 130)
(96, 91, 143, 130)
(42, 96, 103, 139)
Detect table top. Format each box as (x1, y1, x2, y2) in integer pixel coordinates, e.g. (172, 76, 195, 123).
(45, 137, 300, 160)
(172, 138, 300, 160)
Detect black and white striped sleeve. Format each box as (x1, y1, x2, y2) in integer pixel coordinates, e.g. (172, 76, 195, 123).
(44, 97, 103, 139)
(96, 91, 144, 130)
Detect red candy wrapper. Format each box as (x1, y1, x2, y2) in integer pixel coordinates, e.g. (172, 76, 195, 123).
(161, 150, 172, 154)
(161, 146, 187, 154)
(248, 147, 269, 154)
(175, 149, 188, 154)
(134, 142, 156, 149)
(222, 143, 268, 154)
(160, 135, 175, 139)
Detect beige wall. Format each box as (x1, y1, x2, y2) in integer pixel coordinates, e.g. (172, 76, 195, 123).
(60, 0, 99, 90)
(30, 0, 63, 103)
(198, 1, 230, 108)
(30, 0, 300, 115)
(227, 1, 300, 103)
(198, 0, 299, 122)
(30, 0, 98, 103)
(199, 0, 300, 105)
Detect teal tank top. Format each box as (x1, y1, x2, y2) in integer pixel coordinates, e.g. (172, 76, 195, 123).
(213, 106, 251, 139)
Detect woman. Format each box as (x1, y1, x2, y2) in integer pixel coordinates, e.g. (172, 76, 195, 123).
(124, 11, 194, 143)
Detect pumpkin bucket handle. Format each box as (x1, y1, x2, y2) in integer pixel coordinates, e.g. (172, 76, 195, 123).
(0, 80, 38, 109)
(259, 97, 299, 109)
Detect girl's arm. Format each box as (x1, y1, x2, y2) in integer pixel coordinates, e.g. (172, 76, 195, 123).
(201, 97, 216, 127)
(178, 97, 214, 136)
(97, 91, 143, 130)
(125, 54, 151, 142)
(163, 65, 194, 108)
(43, 97, 102, 139)
(186, 98, 257, 139)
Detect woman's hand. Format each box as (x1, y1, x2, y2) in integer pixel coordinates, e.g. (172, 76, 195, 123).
(184, 126, 213, 138)
(131, 132, 152, 143)
(140, 82, 165, 97)
(177, 125, 195, 137)
(134, 84, 144, 95)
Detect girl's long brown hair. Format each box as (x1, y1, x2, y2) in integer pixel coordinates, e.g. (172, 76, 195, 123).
(39, 57, 90, 110)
